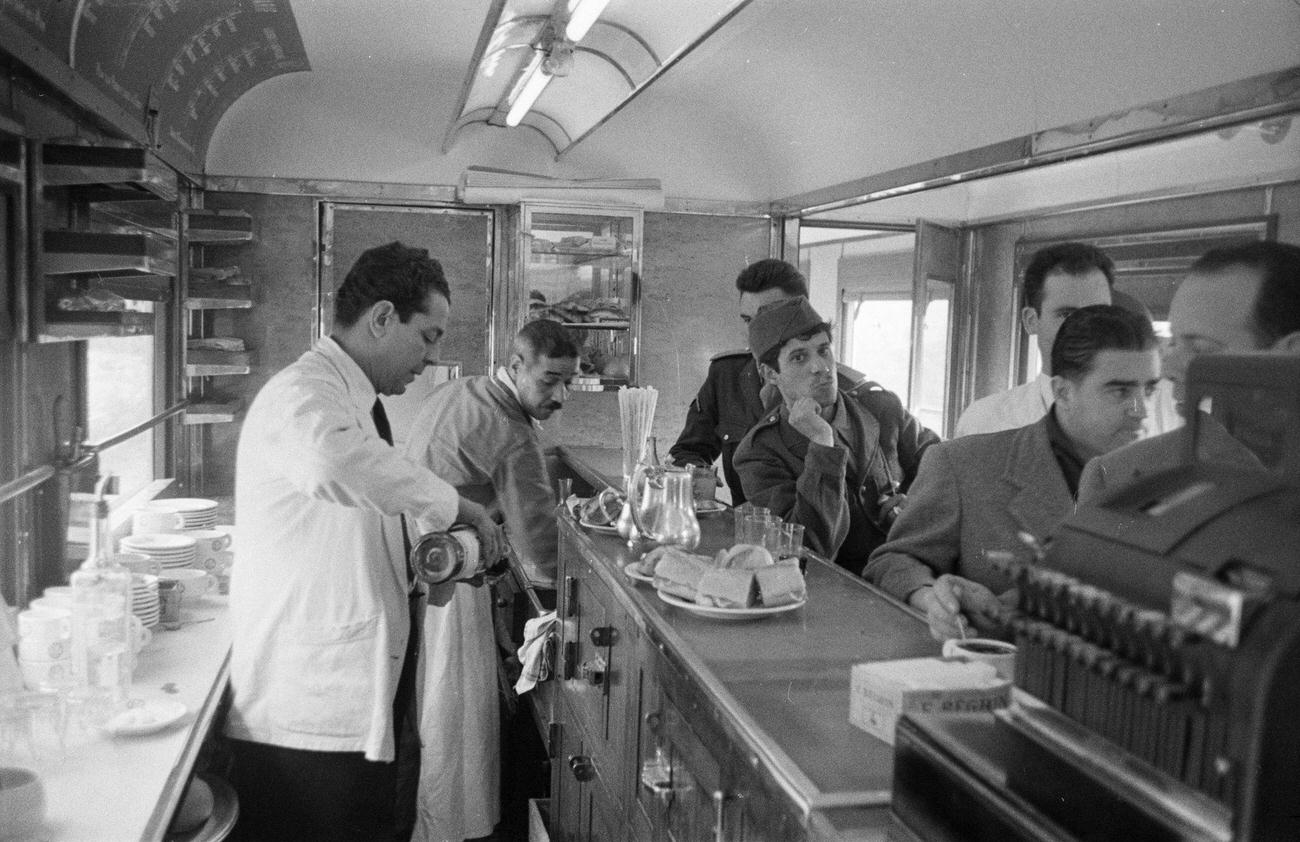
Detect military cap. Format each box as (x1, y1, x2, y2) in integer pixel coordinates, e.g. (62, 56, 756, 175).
(748, 296, 828, 364)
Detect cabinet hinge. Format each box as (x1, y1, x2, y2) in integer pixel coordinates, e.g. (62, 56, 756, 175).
(547, 721, 562, 759)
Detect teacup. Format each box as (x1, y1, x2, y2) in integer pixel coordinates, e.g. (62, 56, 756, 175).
(37, 587, 74, 611)
(18, 657, 73, 692)
(160, 568, 215, 597)
(942, 637, 1017, 681)
(17, 635, 70, 662)
(17, 608, 71, 645)
(132, 507, 185, 536)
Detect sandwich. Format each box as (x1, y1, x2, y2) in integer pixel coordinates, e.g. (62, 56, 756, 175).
(652, 551, 711, 601)
(696, 568, 757, 608)
(755, 560, 806, 607)
(716, 544, 774, 570)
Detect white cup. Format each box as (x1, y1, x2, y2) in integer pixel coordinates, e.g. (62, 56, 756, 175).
(942, 637, 1018, 681)
(212, 524, 237, 548)
(18, 657, 73, 691)
(132, 507, 186, 536)
(28, 597, 69, 614)
(18, 635, 71, 661)
(17, 608, 72, 645)
(187, 529, 233, 570)
(160, 568, 215, 597)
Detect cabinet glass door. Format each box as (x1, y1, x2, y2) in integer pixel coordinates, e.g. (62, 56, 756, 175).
(521, 204, 641, 390)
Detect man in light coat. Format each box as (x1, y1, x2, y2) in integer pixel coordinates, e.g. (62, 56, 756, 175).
(226, 241, 503, 842)
(1078, 241, 1300, 503)
(404, 319, 578, 842)
(865, 305, 1160, 641)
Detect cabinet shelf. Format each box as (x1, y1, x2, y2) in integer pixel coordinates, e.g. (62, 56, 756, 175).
(186, 363, 251, 377)
(184, 400, 244, 424)
(41, 142, 178, 203)
(43, 229, 178, 277)
(184, 209, 254, 243)
(40, 310, 154, 341)
(560, 321, 629, 330)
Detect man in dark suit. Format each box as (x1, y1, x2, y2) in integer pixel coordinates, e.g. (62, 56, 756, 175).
(1078, 241, 1300, 503)
(668, 258, 865, 504)
(865, 305, 1160, 640)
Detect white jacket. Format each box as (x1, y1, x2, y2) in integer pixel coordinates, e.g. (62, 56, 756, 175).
(224, 337, 458, 761)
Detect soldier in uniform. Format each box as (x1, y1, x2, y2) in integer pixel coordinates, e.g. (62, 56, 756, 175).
(668, 258, 864, 504)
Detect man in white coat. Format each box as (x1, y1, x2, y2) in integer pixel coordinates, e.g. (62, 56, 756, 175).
(404, 319, 579, 841)
(226, 241, 504, 842)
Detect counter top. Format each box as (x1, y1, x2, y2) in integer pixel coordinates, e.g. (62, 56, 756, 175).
(15, 594, 230, 841)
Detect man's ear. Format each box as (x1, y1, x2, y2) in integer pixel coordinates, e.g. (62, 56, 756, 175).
(1271, 330, 1300, 355)
(1050, 374, 1071, 408)
(757, 361, 778, 385)
(1021, 306, 1040, 337)
(368, 300, 396, 337)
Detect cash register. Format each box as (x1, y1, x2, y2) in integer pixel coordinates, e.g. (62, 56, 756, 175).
(889, 355, 1300, 842)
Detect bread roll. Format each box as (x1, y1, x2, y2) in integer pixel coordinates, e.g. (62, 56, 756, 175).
(717, 544, 774, 570)
(652, 551, 710, 601)
(755, 562, 806, 607)
(696, 568, 757, 608)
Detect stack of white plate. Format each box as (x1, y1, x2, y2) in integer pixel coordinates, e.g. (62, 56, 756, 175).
(120, 533, 198, 570)
(132, 574, 161, 628)
(152, 498, 219, 530)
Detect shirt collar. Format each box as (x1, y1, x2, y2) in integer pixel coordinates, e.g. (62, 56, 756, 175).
(495, 366, 542, 429)
(1035, 371, 1055, 411)
(319, 335, 377, 414)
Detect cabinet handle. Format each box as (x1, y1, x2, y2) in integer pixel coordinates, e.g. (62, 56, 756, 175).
(578, 656, 607, 686)
(589, 625, 618, 647)
(569, 754, 596, 783)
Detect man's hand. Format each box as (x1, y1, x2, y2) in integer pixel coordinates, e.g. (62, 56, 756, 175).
(788, 396, 834, 447)
(908, 574, 1004, 642)
(457, 498, 505, 573)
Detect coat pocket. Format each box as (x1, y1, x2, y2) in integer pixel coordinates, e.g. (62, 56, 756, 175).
(269, 615, 381, 737)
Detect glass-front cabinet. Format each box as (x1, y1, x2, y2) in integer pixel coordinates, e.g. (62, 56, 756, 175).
(516, 203, 642, 390)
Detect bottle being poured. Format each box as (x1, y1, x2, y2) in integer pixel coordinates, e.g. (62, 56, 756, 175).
(69, 474, 133, 711)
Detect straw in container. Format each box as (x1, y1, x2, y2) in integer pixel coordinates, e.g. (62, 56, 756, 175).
(617, 386, 659, 486)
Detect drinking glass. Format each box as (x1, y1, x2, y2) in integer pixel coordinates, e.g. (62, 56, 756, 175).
(733, 505, 768, 543)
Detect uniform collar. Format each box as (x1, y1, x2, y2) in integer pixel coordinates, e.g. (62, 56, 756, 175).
(495, 366, 541, 429)
(1035, 371, 1055, 412)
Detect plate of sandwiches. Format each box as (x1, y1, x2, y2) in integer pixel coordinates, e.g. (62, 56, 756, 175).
(571, 491, 623, 534)
(623, 562, 655, 584)
(636, 544, 807, 620)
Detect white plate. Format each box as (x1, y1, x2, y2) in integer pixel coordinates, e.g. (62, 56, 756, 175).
(622, 562, 654, 584)
(151, 498, 219, 514)
(656, 589, 806, 620)
(122, 534, 197, 552)
(694, 499, 727, 514)
(101, 699, 188, 736)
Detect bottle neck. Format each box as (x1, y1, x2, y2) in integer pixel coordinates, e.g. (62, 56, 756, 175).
(85, 500, 113, 568)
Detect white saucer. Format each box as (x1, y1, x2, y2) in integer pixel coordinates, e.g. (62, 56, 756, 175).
(622, 562, 654, 584)
(102, 699, 188, 736)
(656, 589, 806, 620)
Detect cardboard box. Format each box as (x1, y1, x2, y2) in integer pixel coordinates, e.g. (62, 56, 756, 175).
(849, 657, 1011, 745)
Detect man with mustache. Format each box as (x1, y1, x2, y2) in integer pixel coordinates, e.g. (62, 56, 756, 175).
(402, 318, 579, 841)
(733, 296, 939, 571)
(865, 305, 1160, 641)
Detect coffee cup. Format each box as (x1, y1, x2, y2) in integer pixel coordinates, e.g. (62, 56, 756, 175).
(187, 529, 233, 571)
(18, 657, 73, 692)
(161, 568, 214, 597)
(17, 635, 70, 662)
(132, 507, 185, 536)
(942, 637, 1017, 681)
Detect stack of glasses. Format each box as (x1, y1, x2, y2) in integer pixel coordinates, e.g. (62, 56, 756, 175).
(732, 505, 805, 563)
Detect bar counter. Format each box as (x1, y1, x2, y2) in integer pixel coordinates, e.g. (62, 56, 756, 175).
(13, 594, 231, 841)
(551, 446, 943, 840)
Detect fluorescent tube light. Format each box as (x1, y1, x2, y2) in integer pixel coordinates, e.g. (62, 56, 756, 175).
(506, 55, 552, 126)
(565, 0, 611, 42)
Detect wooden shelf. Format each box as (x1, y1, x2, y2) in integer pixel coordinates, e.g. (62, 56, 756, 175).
(186, 291, 252, 310)
(560, 321, 629, 330)
(186, 363, 251, 377)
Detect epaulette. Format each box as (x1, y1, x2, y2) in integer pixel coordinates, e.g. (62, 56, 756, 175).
(710, 348, 752, 362)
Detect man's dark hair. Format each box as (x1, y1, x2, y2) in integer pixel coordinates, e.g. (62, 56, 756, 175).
(515, 318, 581, 360)
(1051, 304, 1156, 382)
(759, 323, 834, 372)
(333, 241, 451, 329)
(735, 258, 809, 296)
(1189, 240, 1300, 346)
(1023, 242, 1116, 313)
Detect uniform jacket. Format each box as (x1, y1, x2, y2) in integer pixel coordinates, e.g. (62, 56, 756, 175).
(733, 383, 939, 570)
(225, 337, 459, 761)
(863, 417, 1073, 602)
(668, 351, 868, 504)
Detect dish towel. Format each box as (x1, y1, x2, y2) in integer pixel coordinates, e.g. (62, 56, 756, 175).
(514, 611, 557, 695)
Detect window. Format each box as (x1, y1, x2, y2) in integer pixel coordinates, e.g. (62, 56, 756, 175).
(84, 304, 162, 496)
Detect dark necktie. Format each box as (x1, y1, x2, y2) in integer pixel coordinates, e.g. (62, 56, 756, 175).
(372, 399, 415, 585)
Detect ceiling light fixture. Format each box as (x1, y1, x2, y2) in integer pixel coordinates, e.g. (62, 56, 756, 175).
(565, 0, 612, 42)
